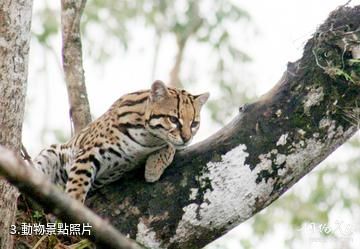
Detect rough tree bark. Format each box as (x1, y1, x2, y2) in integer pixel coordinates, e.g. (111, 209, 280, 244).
(86, 6, 360, 249)
(61, 0, 92, 133)
(0, 0, 33, 248)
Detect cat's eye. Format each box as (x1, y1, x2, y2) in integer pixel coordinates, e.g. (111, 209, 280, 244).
(191, 121, 199, 128)
(169, 116, 180, 126)
(169, 116, 179, 124)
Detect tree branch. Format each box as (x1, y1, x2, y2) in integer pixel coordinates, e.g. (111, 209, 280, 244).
(0, 146, 143, 249)
(86, 5, 360, 249)
(61, 0, 91, 134)
(168, 38, 186, 88)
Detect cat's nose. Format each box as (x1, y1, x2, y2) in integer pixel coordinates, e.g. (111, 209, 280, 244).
(180, 133, 191, 143)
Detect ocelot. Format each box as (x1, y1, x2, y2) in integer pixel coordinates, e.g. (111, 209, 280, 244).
(33, 80, 209, 203)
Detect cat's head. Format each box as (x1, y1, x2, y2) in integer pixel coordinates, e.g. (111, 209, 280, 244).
(145, 80, 209, 148)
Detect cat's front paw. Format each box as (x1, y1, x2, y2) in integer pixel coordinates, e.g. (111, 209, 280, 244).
(144, 170, 162, 183)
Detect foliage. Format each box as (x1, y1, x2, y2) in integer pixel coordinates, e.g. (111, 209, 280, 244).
(32, 0, 253, 126)
(136, 0, 253, 124)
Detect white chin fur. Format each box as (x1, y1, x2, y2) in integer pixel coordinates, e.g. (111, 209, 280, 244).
(173, 144, 187, 149)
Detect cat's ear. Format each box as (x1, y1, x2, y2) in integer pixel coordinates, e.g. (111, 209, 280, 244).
(150, 80, 168, 101)
(194, 92, 210, 107)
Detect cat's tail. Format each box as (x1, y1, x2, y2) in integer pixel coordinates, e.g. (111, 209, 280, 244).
(32, 144, 68, 186)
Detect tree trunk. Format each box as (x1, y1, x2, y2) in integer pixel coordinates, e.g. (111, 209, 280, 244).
(0, 0, 33, 248)
(87, 6, 360, 249)
(61, 0, 91, 134)
(168, 38, 186, 88)
(151, 31, 162, 81)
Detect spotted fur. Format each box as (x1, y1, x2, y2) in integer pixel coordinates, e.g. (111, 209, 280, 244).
(33, 81, 209, 203)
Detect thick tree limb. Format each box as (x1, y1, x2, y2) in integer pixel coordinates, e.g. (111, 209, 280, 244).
(61, 0, 91, 133)
(86, 6, 360, 249)
(0, 146, 143, 249)
(0, 0, 33, 248)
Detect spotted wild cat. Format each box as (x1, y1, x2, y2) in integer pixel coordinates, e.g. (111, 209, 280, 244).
(33, 80, 209, 203)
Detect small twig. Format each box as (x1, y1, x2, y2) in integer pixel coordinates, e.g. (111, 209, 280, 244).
(21, 143, 32, 163)
(312, 49, 327, 70)
(32, 235, 47, 249)
(340, 0, 352, 8)
(16, 240, 32, 249)
(68, 239, 94, 249)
